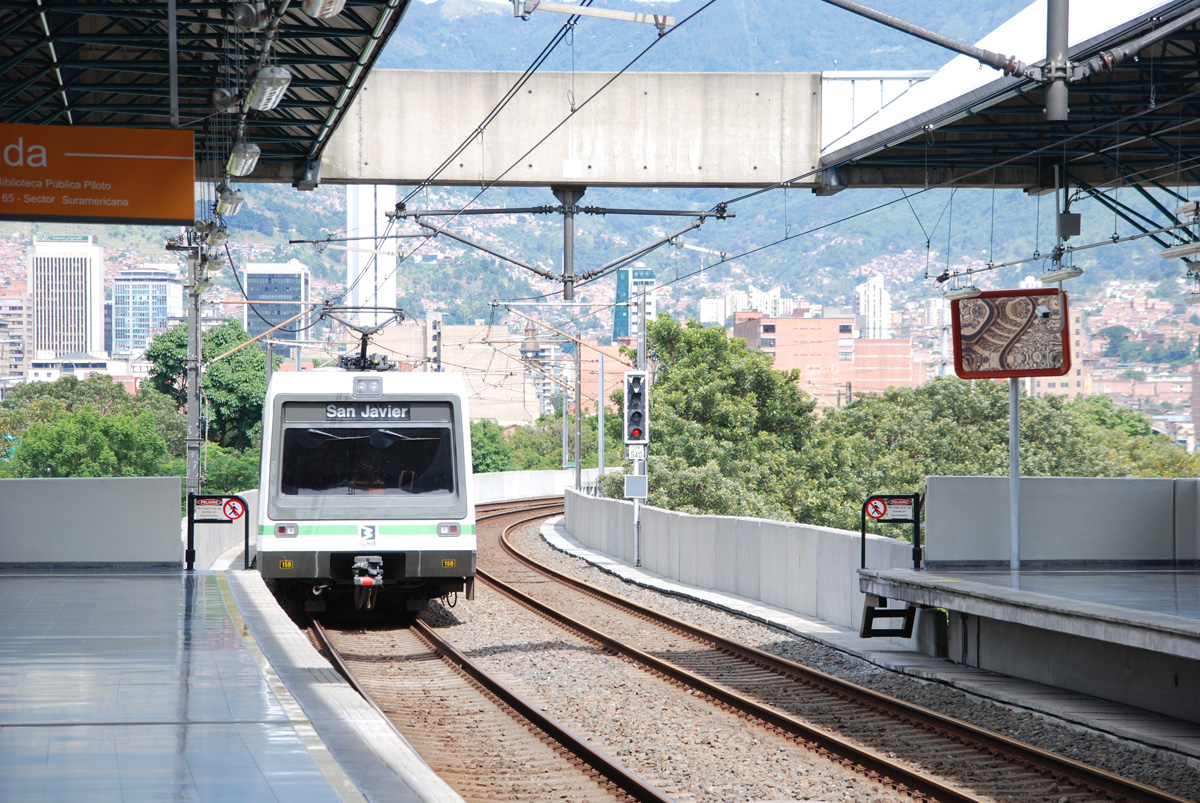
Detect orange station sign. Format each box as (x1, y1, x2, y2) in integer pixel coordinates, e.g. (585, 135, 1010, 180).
(0, 123, 194, 225)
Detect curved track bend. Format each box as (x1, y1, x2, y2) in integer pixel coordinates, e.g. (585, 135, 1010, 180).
(478, 499, 1192, 803)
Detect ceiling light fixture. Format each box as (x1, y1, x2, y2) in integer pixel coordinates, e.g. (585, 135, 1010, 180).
(245, 66, 291, 112)
(226, 139, 261, 177)
(945, 285, 982, 301)
(215, 183, 245, 217)
(1161, 241, 1200, 260)
(1039, 264, 1084, 283)
(232, 1, 269, 31)
(303, 0, 346, 18)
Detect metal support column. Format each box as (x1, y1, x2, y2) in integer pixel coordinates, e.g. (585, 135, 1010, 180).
(553, 185, 584, 301)
(185, 248, 202, 498)
(1045, 0, 1069, 122)
(574, 343, 582, 491)
(597, 352, 605, 487)
(561, 387, 568, 470)
(1009, 378, 1021, 573)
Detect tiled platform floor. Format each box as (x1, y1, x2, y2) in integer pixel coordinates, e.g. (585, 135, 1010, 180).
(0, 571, 342, 802)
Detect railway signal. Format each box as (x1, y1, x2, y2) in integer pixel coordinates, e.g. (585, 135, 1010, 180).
(623, 371, 648, 446)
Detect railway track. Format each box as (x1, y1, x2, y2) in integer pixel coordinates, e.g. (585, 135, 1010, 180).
(309, 608, 670, 802)
(476, 500, 1192, 803)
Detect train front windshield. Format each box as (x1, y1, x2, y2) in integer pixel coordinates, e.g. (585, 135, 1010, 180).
(280, 426, 454, 496)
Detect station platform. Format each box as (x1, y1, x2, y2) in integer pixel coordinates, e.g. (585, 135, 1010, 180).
(541, 519, 1200, 759)
(0, 561, 462, 803)
(859, 566, 1200, 660)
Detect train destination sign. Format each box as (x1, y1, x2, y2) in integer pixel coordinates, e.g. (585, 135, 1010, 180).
(324, 403, 411, 421)
(0, 122, 194, 225)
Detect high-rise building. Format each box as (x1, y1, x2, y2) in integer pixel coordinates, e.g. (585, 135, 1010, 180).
(111, 265, 184, 357)
(748, 284, 795, 318)
(854, 274, 892, 340)
(699, 297, 726, 326)
(346, 184, 398, 327)
(0, 294, 30, 389)
(29, 235, 105, 356)
(241, 260, 310, 350)
(613, 264, 656, 341)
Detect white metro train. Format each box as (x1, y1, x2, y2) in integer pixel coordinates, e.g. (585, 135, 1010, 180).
(257, 368, 476, 611)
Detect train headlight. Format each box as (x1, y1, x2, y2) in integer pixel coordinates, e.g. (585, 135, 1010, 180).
(438, 523, 460, 537)
(275, 523, 298, 537)
(353, 376, 383, 397)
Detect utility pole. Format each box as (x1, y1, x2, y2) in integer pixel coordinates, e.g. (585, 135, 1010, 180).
(167, 235, 203, 500)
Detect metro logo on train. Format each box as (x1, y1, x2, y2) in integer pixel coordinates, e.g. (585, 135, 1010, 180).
(325, 403, 410, 420)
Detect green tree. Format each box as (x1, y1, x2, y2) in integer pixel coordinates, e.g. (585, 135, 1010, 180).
(146, 320, 274, 449)
(507, 406, 624, 471)
(201, 441, 261, 494)
(3, 407, 169, 478)
(1096, 325, 1133, 359)
(612, 317, 817, 519)
(0, 374, 186, 457)
(471, 419, 513, 473)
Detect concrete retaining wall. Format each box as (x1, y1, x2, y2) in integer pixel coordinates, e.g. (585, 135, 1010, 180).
(564, 489, 915, 633)
(0, 477, 181, 567)
(926, 476, 1200, 565)
(474, 469, 603, 504)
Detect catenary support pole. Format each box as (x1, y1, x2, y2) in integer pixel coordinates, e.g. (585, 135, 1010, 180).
(574, 342, 582, 491)
(185, 248, 202, 498)
(553, 185, 584, 301)
(1009, 378, 1021, 573)
(561, 387, 568, 470)
(597, 352, 605, 491)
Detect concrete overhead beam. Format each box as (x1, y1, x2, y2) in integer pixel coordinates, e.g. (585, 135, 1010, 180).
(322, 70, 822, 189)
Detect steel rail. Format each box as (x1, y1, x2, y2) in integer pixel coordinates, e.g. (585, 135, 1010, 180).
(480, 514, 978, 803)
(310, 602, 672, 803)
(489, 505, 1193, 803)
(410, 619, 675, 803)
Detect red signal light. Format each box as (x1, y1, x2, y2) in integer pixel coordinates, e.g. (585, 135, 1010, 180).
(630, 427, 643, 439)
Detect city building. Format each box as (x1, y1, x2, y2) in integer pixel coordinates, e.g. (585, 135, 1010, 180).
(854, 274, 892, 340)
(733, 310, 921, 405)
(576, 340, 629, 416)
(614, 264, 656, 342)
(698, 297, 726, 327)
(365, 319, 540, 424)
(241, 260, 311, 352)
(0, 318, 10, 399)
(747, 284, 796, 319)
(28, 235, 105, 356)
(346, 184, 398, 327)
(110, 266, 184, 357)
(521, 324, 568, 416)
(0, 294, 30, 391)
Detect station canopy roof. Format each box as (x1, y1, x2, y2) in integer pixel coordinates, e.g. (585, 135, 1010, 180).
(819, 0, 1200, 206)
(0, 0, 411, 188)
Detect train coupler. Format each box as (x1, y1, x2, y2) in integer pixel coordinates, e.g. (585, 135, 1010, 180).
(352, 555, 383, 611)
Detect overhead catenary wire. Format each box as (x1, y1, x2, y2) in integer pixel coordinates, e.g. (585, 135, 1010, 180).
(351, 0, 720, 305)
(501, 82, 1200, 330)
(335, 1, 602, 306)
